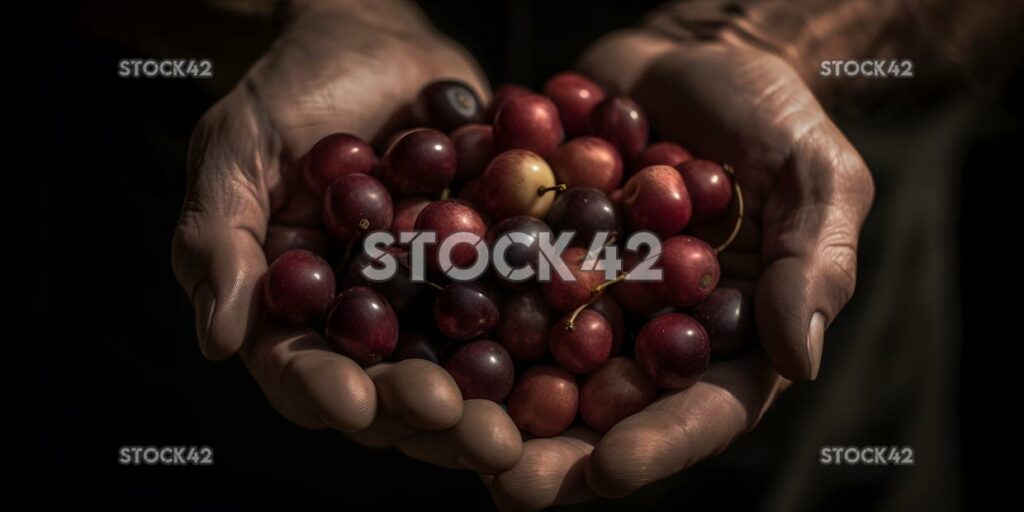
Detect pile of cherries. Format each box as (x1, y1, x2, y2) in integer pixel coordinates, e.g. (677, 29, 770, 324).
(261, 73, 756, 437)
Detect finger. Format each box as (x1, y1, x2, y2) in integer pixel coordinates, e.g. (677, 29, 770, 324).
(757, 124, 874, 380)
(586, 354, 785, 499)
(240, 322, 377, 431)
(375, 359, 464, 430)
(490, 427, 599, 512)
(172, 99, 272, 360)
(396, 399, 522, 474)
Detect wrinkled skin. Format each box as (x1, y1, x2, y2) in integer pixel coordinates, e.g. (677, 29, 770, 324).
(170, 4, 524, 472)
(483, 32, 875, 510)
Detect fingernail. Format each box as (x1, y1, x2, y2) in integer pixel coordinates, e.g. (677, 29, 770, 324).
(806, 312, 825, 381)
(193, 282, 215, 355)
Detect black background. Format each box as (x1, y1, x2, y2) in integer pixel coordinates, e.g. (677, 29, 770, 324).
(20, 0, 1016, 508)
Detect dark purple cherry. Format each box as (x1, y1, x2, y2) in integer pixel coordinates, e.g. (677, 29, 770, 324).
(690, 287, 755, 358)
(545, 186, 619, 248)
(382, 128, 456, 196)
(451, 123, 495, 181)
(303, 133, 374, 197)
(589, 96, 649, 160)
(550, 310, 613, 374)
(655, 235, 720, 307)
(493, 93, 564, 158)
(339, 249, 428, 316)
(322, 173, 393, 241)
(324, 286, 399, 366)
(548, 136, 623, 193)
(485, 215, 551, 286)
(433, 282, 501, 341)
(486, 84, 532, 122)
(262, 249, 335, 326)
(676, 159, 733, 224)
(621, 165, 693, 238)
(542, 72, 606, 137)
(414, 199, 488, 274)
(444, 340, 515, 402)
(635, 313, 710, 390)
(496, 288, 554, 362)
(414, 80, 482, 131)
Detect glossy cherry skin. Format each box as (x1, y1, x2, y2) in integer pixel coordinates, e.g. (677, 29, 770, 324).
(486, 83, 532, 121)
(262, 249, 335, 326)
(382, 128, 456, 195)
(413, 80, 482, 131)
(303, 133, 374, 197)
(655, 235, 720, 307)
(621, 165, 693, 238)
(486, 216, 552, 286)
(451, 123, 495, 181)
(548, 136, 623, 193)
(444, 340, 515, 402)
(339, 249, 428, 316)
(580, 357, 657, 433)
(507, 365, 578, 437)
(390, 196, 430, 235)
(550, 310, 613, 374)
(479, 149, 558, 219)
(635, 313, 710, 390)
(414, 199, 488, 274)
(589, 96, 649, 160)
(691, 287, 755, 358)
(493, 93, 564, 157)
(677, 159, 733, 224)
(611, 251, 669, 316)
(545, 187, 619, 248)
(542, 72, 606, 137)
(496, 288, 554, 362)
(588, 293, 625, 355)
(392, 333, 449, 364)
(541, 247, 605, 312)
(324, 286, 399, 366)
(433, 282, 501, 341)
(322, 173, 393, 241)
(631, 142, 692, 174)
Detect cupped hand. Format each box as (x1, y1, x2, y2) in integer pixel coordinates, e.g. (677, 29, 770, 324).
(170, 3, 520, 472)
(486, 32, 874, 510)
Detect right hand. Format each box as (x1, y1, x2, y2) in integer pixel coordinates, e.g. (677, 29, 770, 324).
(170, 1, 521, 473)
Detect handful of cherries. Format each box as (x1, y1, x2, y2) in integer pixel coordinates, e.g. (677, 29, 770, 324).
(261, 73, 756, 438)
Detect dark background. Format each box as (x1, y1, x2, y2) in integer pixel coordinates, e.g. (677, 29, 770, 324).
(21, 0, 1015, 508)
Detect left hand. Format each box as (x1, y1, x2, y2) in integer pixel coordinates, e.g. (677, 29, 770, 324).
(485, 30, 874, 510)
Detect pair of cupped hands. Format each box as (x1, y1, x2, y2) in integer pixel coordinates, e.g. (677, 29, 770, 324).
(171, 6, 873, 510)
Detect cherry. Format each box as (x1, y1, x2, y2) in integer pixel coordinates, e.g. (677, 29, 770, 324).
(322, 173, 393, 242)
(433, 282, 501, 341)
(263, 228, 327, 264)
(496, 288, 554, 362)
(579, 357, 656, 433)
(632, 142, 692, 173)
(621, 165, 692, 238)
(303, 133, 374, 197)
(635, 313, 710, 390)
(479, 149, 558, 219)
(339, 249, 428, 316)
(325, 286, 399, 366)
(486, 83, 532, 122)
(507, 365, 578, 437)
(413, 80, 482, 131)
(587, 293, 625, 355)
(690, 287, 755, 358)
(451, 123, 495, 181)
(550, 310, 613, 374)
(589, 96, 649, 160)
(541, 247, 605, 312)
(493, 93, 564, 157)
(382, 128, 456, 195)
(444, 340, 515, 402)
(655, 235, 720, 307)
(542, 72, 606, 137)
(545, 186, 619, 248)
(676, 159, 733, 224)
(390, 196, 430, 235)
(485, 215, 551, 286)
(392, 333, 449, 364)
(262, 249, 335, 326)
(414, 199, 488, 274)
(611, 251, 669, 316)
(548, 136, 623, 193)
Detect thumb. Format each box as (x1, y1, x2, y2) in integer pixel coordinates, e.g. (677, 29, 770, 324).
(756, 125, 874, 381)
(172, 97, 272, 360)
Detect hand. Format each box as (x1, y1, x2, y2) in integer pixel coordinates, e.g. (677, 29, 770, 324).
(170, 1, 521, 472)
(485, 32, 874, 509)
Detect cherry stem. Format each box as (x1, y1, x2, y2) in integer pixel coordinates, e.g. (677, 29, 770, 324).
(439, 187, 451, 200)
(564, 272, 629, 331)
(714, 164, 744, 254)
(604, 231, 618, 247)
(423, 280, 445, 291)
(537, 184, 567, 196)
